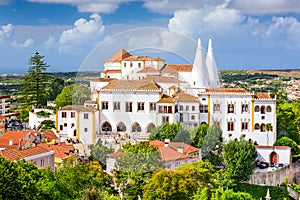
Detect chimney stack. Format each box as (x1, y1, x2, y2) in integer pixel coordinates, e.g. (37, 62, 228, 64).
(164, 139, 170, 147)
(9, 139, 13, 146)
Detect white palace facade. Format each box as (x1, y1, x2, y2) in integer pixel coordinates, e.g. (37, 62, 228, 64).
(81, 38, 277, 146)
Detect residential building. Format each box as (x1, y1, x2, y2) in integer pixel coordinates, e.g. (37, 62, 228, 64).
(0, 95, 10, 115)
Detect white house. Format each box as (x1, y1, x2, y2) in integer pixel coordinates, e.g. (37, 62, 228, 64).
(256, 145, 291, 166)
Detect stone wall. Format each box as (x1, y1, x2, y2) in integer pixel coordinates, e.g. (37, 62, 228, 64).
(249, 159, 300, 186)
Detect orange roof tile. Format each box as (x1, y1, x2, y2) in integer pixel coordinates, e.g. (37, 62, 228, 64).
(0, 146, 52, 161)
(157, 94, 178, 103)
(91, 77, 116, 82)
(38, 142, 75, 159)
(0, 130, 37, 147)
(104, 70, 122, 74)
(177, 93, 199, 102)
(143, 75, 182, 83)
(107, 149, 122, 158)
(149, 140, 164, 148)
(206, 88, 249, 93)
(61, 105, 97, 112)
(42, 130, 59, 141)
(255, 92, 271, 99)
(101, 79, 161, 91)
(0, 116, 9, 120)
(137, 67, 159, 73)
(158, 147, 190, 161)
(255, 145, 291, 149)
(106, 48, 132, 62)
(164, 64, 193, 72)
(123, 56, 155, 61)
(168, 142, 200, 154)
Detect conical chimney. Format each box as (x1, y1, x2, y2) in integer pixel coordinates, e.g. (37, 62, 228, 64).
(206, 39, 220, 88)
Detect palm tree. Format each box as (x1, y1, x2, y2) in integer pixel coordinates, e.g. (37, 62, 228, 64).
(266, 123, 273, 146)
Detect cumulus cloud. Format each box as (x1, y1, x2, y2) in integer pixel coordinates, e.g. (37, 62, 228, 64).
(20, 38, 35, 48)
(59, 13, 106, 53)
(0, 23, 15, 44)
(228, 0, 300, 15)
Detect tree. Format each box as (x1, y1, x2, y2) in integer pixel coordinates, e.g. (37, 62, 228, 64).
(89, 139, 114, 167)
(201, 125, 223, 159)
(47, 78, 65, 101)
(19, 52, 52, 108)
(148, 122, 181, 141)
(114, 142, 163, 199)
(55, 84, 90, 107)
(223, 139, 257, 182)
(192, 123, 209, 148)
(40, 120, 55, 130)
(274, 136, 300, 155)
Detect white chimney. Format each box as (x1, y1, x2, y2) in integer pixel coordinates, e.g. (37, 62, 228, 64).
(9, 139, 13, 146)
(164, 139, 170, 147)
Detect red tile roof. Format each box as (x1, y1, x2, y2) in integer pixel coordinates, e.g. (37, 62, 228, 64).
(42, 130, 59, 141)
(206, 88, 249, 93)
(168, 142, 200, 154)
(38, 142, 75, 159)
(149, 140, 164, 148)
(0, 146, 51, 161)
(137, 67, 159, 73)
(177, 93, 199, 102)
(143, 75, 183, 83)
(104, 70, 122, 74)
(61, 105, 98, 112)
(107, 149, 122, 158)
(157, 95, 178, 103)
(106, 48, 132, 62)
(91, 77, 116, 82)
(164, 64, 193, 72)
(255, 92, 271, 99)
(123, 56, 155, 61)
(0, 130, 35, 147)
(255, 145, 291, 149)
(101, 79, 161, 91)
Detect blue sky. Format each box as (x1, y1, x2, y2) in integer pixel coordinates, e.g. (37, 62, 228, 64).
(0, 0, 300, 73)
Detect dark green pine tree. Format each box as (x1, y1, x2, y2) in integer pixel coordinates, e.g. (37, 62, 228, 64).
(20, 52, 52, 108)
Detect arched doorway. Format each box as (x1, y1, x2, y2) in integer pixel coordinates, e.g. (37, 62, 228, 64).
(147, 123, 155, 133)
(117, 122, 126, 132)
(132, 122, 141, 133)
(270, 151, 278, 166)
(102, 122, 112, 133)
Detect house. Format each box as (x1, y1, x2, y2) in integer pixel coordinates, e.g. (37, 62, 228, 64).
(28, 108, 56, 130)
(255, 145, 291, 166)
(106, 140, 200, 173)
(0, 95, 10, 115)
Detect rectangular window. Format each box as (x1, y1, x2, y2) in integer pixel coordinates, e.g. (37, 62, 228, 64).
(124, 62, 126, 67)
(102, 101, 109, 110)
(192, 106, 195, 111)
(41, 159, 44, 167)
(138, 63, 141, 68)
(227, 122, 234, 131)
(64, 123, 67, 127)
(60, 125, 63, 131)
(61, 112, 67, 118)
(162, 116, 169, 123)
(200, 105, 208, 113)
(158, 106, 173, 113)
(137, 102, 145, 111)
(71, 112, 75, 118)
(241, 122, 248, 131)
(186, 106, 189, 111)
(130, 62, 133, 67)
(126, 102, 133, 112)
(84, 128, 88, 132)
(228, 104, 234, 113)
(180, 105, 183, 111)
(150, 103, 156, 111)
(213, 103, 220, 112)
(84, 113, 89, 119)
(180, 113, 183, 122)
(191, 115, 195, 120)
(113, 102, 120, 111)
(242, 104, 249, 113)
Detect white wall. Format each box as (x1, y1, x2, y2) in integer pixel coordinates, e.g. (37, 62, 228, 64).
(256, 147, 291, 165)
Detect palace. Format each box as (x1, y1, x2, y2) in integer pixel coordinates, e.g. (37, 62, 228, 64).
(57, 39, 276, 146)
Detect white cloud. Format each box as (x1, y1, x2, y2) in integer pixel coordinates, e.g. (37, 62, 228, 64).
(20, 38, 35, 48)
(0, 23, 15, 44)
(59, 13, 106, 53)
(228, 0, 300, 15)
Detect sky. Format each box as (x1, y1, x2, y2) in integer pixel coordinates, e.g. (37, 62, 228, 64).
(0, 0, 300, 73)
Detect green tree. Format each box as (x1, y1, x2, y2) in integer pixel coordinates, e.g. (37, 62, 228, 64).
(148, 122, 181, 141)
(48, 78, 65, 101)
(216, 189, 254, 200)
(192, 123, 209, 148)
(223, 139, 257, 182)
(114, 142, 163, 200)
(19, 52, 52, 108)
(40, 120, 55, 130)
(274, 136, 300, 155)
(89, 139, 113, 166)
(192, 188, 210, 200)
(55, 84, 90, 107)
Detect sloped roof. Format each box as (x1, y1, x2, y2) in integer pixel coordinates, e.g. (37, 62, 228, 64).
(0, 146, 52, 161)
(157, 94, 178, 103)
(0, 130, 36, 147)
(255, 92, 271, 99)
(168, 142, 200, 154)
(164, 64, 193, 72)
(42, 130, 59, 141)
(60, 105, 97, 112)
(91, 77, 116, 82)
(39, 142, 75, 159)
(101, 79, 161, 91)
(103, 70, 122, 74)
(107, 149, 122, 158)
(149, 140, 164, 148)
(137, 67, 159, 73)
(206, 88, 249, 93)
(177, 93, 199, 102)
(105, 48, 132, 62)
(123, 56, 155, 61)
(143, 75, 182, 83)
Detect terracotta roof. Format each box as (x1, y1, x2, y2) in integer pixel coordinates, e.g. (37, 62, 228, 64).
(107, 149, 122, 158)
(160, 66, 178, 75)
(255, 145, 291, 149)
(168, 142, 200, 154)
(0, 130, 36, 147)
(255, 92, 271, 99)
(123, 56, 155, 61)
(91, 77, 116, 82)
(155, 57, 164, 61)
(206, 88, 249, 93)
(42, 130, 59, 141)
(0, 116, 9, 120)
(164, 64, 193, 72)
(158, 147, 190, 161)
(60, 105, 97, 112)
(137, 67, 159, 73)
(104, 70, 122, 74)
(38, 142, 75, 159)
(157, 94, 178, 103)
(143, 75, 182, 83)
(149, 140, 164, 148)
(0, 95, 10, 100)
(101, 79, 161, 91)
(0, 146, 52, 161)
(177, 93, 199, 102)
(106, 48, 132, 62)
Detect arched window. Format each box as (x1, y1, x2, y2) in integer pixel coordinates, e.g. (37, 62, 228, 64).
(228, 104, 234, 113)
(117, 122, 126, 132)
(102, 122, 112, 132)
(266, 106, 272, 112)
(254, 123, 260, 130)
(270, 152, 278, 165)
(132, 122, 141, 132)
(200, 121, 207, 125)
(261, 123, 266, 132)
(147, 123, 155, 133)
(255, 106, 260, 112)
(261, 106, 266, 114)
